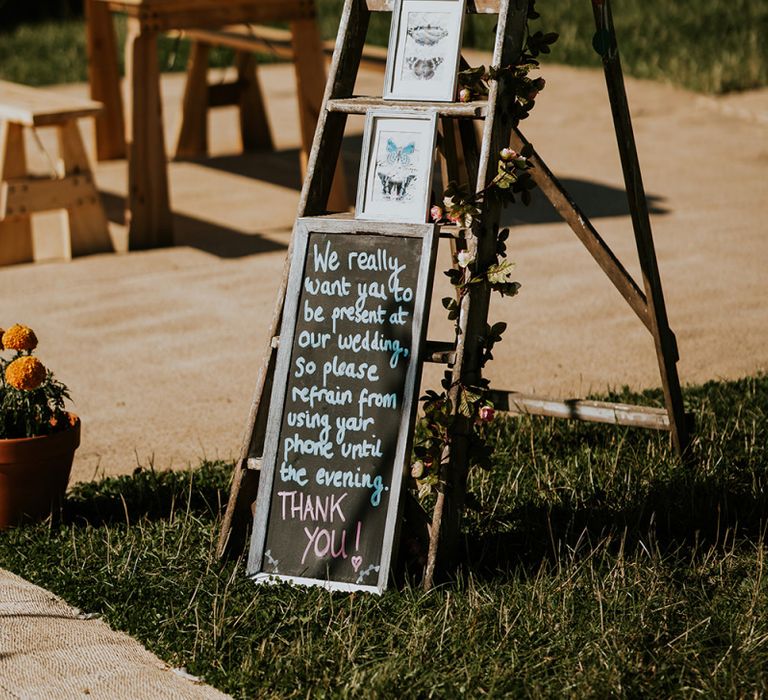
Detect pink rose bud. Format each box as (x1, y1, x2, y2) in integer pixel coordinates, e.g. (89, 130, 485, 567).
(430, 205, 444, 222)
(448, 212, 461, 224)
(500, 148, 518, 162)
(459, 88, 472, 103)
(410, 461, 425, 479)
(479, 405, 495, 422)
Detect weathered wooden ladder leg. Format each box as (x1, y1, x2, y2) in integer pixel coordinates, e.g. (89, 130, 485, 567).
(424, 0, 529, 589)
(592, 0, 689, 455)
(217, 0, 371, 559)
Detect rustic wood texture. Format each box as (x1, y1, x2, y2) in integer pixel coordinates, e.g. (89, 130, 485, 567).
(489, 391, 673, 430)
(425, 0, 529, 590)
(290, 18, 349, 212)
(509, 127, 651, 332)
(56, 119, 113, 258)
(85, 0, 127, 160)
(0, 122, 33, 266)
(236, 52, 274, 153)
(174, 41, 211, 158)
(328, 96, 488, 118)
(0, 81, 102, 128)
(125, 17, 174, 248)
(178, 24, 389, 72)
(366, 0, 499, 12)
(591, 0, 689, 455)
(103, 0, 316, 31)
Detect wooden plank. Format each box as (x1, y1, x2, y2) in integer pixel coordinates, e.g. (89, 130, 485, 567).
(85, 0, 127, 160)
(0, 122, 33, 265)
(206, 81, 246, 108)
(110, 1, 316, 32)
(366, 0, 500, 12)
(489, 390, 672, 430)
(1, 174, 97, 217)
(236, 52, 274, 152)
(290, 18, 349, 212)
(106, 0, 313, 12)
(179, 25, 389, 72)
(424, 340, 456, 364)
(56, 119, 113, 257)
(425, 0, 529, 590)
(0, 81, 102, 128)
(328, 96, 488, 118)
(125, 17, 174, 249)
(298, 0, 370, 216)
(174, 41, 210, 158)
(509, 128, 651, 333)
(592, 0, 689, 455)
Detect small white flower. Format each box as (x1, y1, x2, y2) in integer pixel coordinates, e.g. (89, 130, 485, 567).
(457, 250, 474, 268)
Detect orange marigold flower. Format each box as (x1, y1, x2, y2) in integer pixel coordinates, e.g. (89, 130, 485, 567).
(5, 356, 47, 390)
(2, 324, 38, 351)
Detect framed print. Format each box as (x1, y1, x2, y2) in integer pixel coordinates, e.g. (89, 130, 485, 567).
(383, 0, 466, 102)
(355, 110, 438, 223)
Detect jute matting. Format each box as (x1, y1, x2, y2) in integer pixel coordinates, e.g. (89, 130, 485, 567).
(0, 569, 230, 700)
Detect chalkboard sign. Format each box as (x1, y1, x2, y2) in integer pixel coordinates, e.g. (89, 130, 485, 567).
(247, 217, 438, 593)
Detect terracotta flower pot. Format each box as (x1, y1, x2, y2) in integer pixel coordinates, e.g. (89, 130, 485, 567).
(0, 414, 80, 529)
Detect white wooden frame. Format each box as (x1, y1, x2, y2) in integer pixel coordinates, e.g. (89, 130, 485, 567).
(247, 216, 439, 594)
(355, 109, 438, 223)
(383, 0, 466, 102)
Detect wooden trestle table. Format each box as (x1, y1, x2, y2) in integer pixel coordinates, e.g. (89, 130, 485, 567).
(85, 0, 343, 249)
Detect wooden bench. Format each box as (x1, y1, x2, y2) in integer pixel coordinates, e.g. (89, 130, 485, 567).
(173, 24, 387, 160)
(0, 81, 111, 266)
(172, 23, 389, 213)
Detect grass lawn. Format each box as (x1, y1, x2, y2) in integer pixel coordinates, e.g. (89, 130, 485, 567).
(1, 0, 767, 93)
(2, 375, 768, 697)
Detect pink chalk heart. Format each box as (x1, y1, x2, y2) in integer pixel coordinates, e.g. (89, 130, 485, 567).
(351, 556, 363, 572)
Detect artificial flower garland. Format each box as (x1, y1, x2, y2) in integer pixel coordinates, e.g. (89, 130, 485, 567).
(412, 1, 558, 496)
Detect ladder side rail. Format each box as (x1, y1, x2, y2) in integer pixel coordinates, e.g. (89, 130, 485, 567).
(591, 0, 689, 455)
(509, 127, 651, 331)
(425, 0, 530, 588)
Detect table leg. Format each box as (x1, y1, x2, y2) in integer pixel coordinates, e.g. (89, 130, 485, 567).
(0, 122, 33, 266)
(85, 0, 126, 161)
(125, 17, 173, 249)
(289, 18, 348, 213)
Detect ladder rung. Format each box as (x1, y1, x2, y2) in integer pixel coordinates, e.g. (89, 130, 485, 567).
(327, 97, 488, 119)
(246, 457, 263, 470)
(489, 390, 673, 430)
(367, 0, 500, 13)
(425, 340, 456, 364)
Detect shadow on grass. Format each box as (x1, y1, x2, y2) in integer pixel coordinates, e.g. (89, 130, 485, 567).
(461, 478, 768, 582)
(61, 377, 768, 587)
(63, 461, 232, 526)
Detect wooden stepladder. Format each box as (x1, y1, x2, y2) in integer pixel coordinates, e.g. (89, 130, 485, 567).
(217, 0, 690, 587)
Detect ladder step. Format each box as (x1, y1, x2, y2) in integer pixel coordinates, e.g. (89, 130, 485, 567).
(327, 97, 488, 119)
(246, 457, 263, 470)
(488, 390, 673, 430)
(425, 340, 456, 364)
(366, 0, 500, 14)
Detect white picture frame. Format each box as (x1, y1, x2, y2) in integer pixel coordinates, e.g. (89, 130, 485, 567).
(355, 110, 438, 224)
(383, 0, 467, 102)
